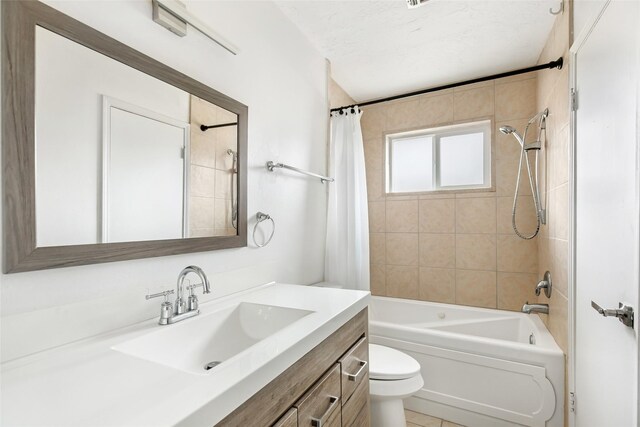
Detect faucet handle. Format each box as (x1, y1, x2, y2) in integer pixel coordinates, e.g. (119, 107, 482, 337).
(186, 282, 205, 294)
(186, 283, 204, 311)
(146, 289, 175, 302)
(146, 290, 175, 325)
(535, 271, 552, 298)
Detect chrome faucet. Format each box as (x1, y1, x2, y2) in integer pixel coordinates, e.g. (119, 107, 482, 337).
(175, 265, 211, 314)
(522, 302, 549, 315)
(146, 265, 211, 325)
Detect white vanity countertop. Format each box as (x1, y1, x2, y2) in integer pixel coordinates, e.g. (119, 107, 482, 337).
(1, 283, 370, 427)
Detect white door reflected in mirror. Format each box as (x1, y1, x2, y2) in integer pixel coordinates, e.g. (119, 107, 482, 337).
(34, 26, 238, 247)
(103, 98, 188, 243)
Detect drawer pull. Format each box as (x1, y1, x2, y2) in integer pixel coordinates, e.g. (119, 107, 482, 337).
(311, 396, 339, 427)
(346, 360, 368, 382)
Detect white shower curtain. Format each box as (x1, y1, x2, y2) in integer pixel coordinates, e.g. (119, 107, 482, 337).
(325, 107, 370, 291)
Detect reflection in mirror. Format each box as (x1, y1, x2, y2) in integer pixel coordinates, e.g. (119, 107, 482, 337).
(189, 96, 238, 238)
(103, 97, 189, 243)
(34, 26, 238, 247)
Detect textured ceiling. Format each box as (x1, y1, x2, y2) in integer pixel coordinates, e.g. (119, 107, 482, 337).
(275, 0, 557, 102)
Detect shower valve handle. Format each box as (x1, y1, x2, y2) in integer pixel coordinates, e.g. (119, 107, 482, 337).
(535, 271, 552, 297)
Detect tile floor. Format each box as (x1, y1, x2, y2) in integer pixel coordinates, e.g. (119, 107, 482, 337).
(405, 409, 465, 427)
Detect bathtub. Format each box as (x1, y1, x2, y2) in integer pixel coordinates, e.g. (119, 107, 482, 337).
(369, 296, 564, 427)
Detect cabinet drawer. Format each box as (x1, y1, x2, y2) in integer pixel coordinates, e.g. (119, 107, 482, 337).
(324, 403, 341, 427)
(339, 336, 368, 404)
(341, 372, 370, 427)
(295, 364, 341, 427)
(273, 408, 297, 427)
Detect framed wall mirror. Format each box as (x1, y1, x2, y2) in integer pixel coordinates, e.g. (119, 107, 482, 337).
(2, 1, 247, 273)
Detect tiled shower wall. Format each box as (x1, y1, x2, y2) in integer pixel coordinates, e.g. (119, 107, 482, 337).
(535, 0, 570, 357)
(361, 74, 544, 311)
(189, 95, 238, 237)
(536, 6, 571, 425)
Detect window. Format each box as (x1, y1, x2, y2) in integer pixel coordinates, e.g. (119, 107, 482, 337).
(385, 120, 491, 193)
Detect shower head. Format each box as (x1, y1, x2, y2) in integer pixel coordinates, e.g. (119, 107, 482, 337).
(500, 125, 525, 147)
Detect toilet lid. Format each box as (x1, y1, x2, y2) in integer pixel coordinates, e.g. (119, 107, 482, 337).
(368, 344, 421, 380)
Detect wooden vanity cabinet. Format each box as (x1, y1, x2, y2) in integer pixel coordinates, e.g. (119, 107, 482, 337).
(216, 309, 369, 427)
(296, 364, 342, 427)
(273, 409, 297, 427)
(340, 373, 370, 427)
(339, 337, 370, 427)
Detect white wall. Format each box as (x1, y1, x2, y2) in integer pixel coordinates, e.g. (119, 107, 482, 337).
(0, 0, 329, 362)
(573, 0, 608, 40)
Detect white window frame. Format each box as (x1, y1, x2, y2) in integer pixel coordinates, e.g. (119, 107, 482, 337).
(385, 120, 492, 194)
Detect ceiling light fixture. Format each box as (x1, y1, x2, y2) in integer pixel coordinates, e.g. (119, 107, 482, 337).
(406, 0, 430, 8)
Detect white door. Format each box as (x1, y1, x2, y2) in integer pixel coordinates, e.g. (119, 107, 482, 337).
(103, 98, 189, 243)
(573, 1, 639, 426)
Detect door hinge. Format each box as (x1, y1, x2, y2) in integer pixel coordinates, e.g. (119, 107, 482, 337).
(570, 391, 576, 413)
(181, 146, 185, 159)
(571, 89, 578, 111)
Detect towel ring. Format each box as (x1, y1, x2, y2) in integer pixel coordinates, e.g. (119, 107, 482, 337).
(253, 212, 275, 248)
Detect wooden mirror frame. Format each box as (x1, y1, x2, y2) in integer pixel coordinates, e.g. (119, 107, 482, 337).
(2, 1, 248, 273)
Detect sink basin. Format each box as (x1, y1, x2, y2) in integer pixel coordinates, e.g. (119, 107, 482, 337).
(112, 302, 313, 375)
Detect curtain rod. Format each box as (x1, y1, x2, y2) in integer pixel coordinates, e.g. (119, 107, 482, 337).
(330, 57, 563, 113)
(200, 122, 237, 131)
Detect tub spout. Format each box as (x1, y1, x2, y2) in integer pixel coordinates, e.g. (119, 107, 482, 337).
(522, 302, 549, 314)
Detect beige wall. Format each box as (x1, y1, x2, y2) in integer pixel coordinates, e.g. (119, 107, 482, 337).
(189, 95, 238, 237)
(536, 0, 571, 357)
(536, 4, 571, 426)
(329, 77, 355, 109)
(361, 74, 544, 311)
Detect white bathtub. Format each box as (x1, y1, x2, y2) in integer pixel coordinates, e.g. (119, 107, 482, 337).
(369, 296, 564, 427)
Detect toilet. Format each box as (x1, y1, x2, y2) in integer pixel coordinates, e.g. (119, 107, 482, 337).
(369, 344, 424, 427)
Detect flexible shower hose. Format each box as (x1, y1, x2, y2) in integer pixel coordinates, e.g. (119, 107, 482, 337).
(512, 113, 547, 240)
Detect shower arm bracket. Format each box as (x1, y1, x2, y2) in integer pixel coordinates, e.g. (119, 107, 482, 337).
(524, 141, 542, 151)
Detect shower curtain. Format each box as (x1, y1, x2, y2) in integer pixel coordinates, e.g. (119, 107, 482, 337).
(325, 107, 370, 291)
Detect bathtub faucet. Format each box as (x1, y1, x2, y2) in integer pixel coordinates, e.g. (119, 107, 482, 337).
(522, 302, 549, 315)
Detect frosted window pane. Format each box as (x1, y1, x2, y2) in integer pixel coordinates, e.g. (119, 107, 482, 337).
(439, 132, 484, 187)
(390, 136, 433, 192)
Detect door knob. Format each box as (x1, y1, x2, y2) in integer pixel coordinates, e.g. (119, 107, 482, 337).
(591, 301, 634, 328)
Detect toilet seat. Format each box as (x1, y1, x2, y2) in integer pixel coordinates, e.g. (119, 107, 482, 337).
(369, 344, 421, 380)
